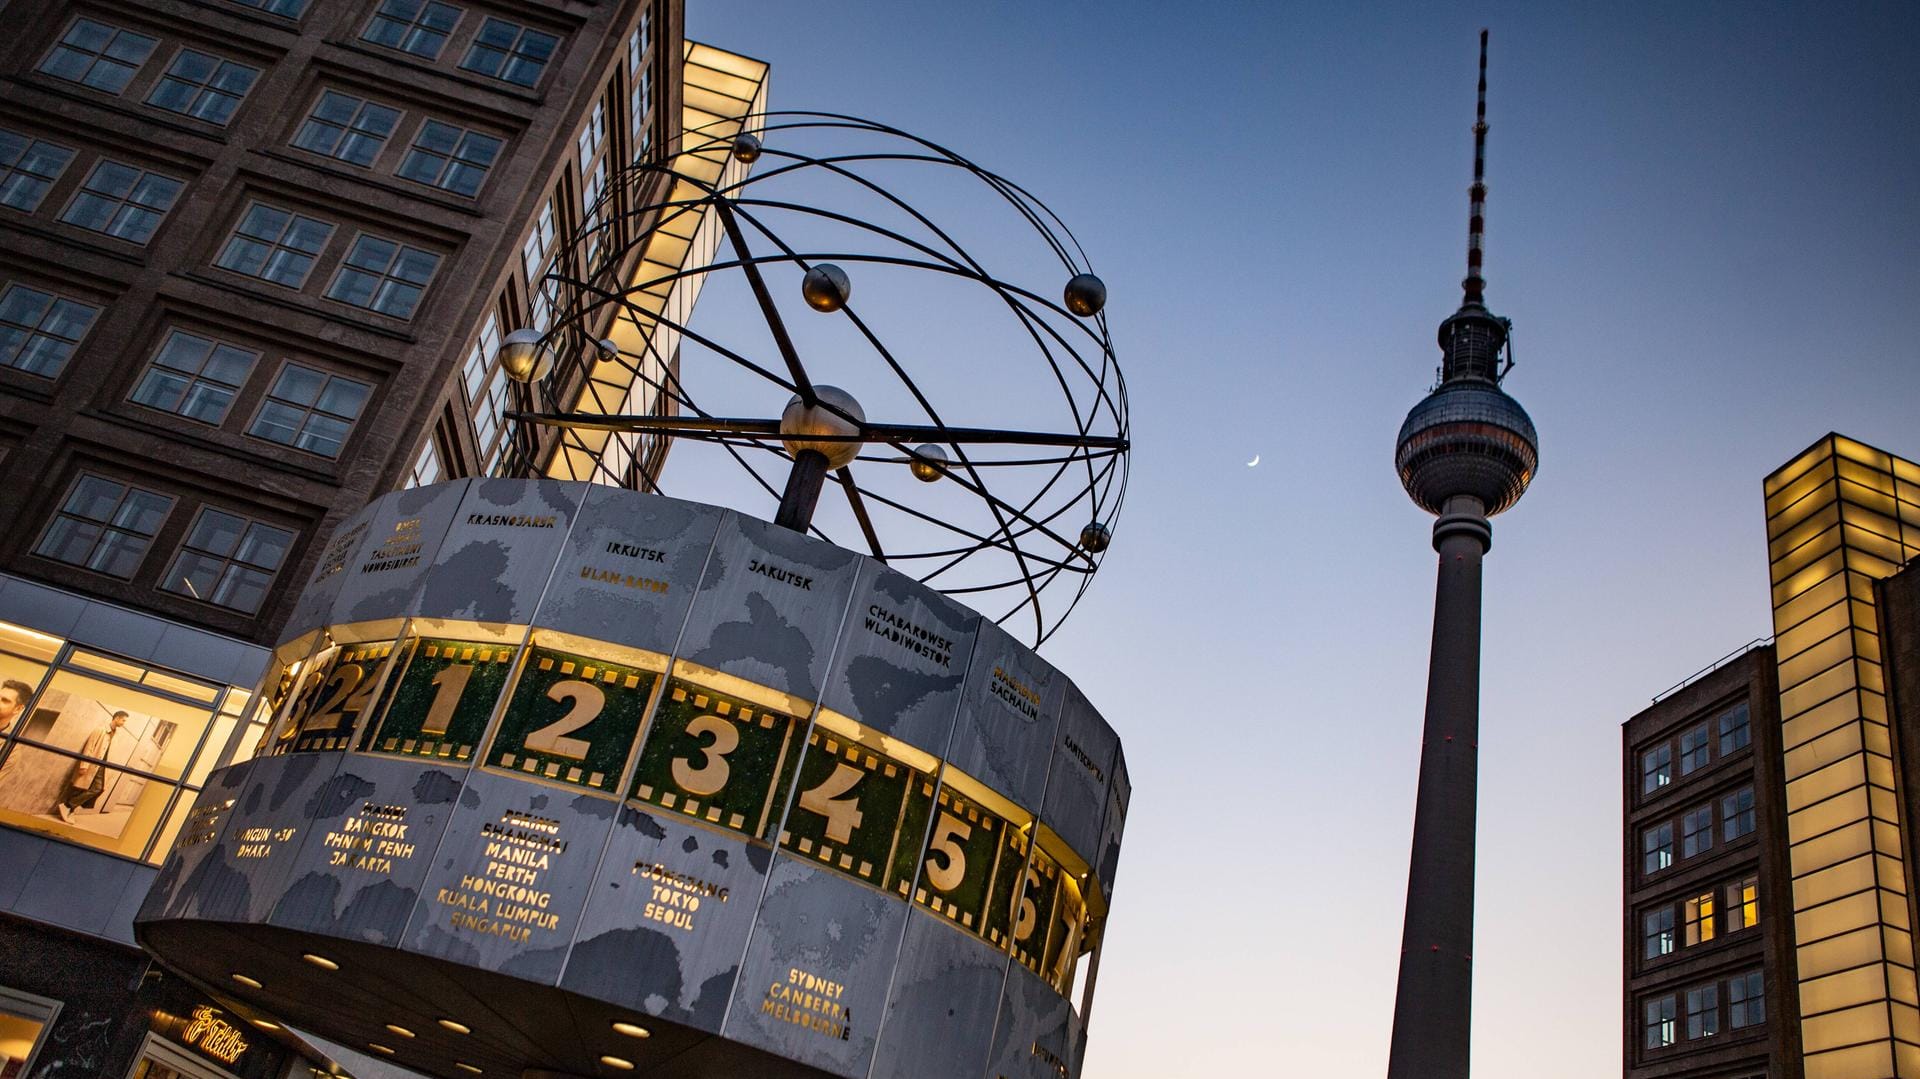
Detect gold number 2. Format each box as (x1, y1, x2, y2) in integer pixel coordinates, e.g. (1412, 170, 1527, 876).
(672, 714, 738, 795)
(525, 679, 604, 760)
(924, 811, 972, 891)
(310, 665, 370, 732)
(798, 762, 865, 844)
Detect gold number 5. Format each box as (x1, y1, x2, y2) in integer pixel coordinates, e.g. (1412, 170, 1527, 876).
(672, 714, 737, 795)
(924, 811, 971, 891)
(525, 679, 604, 759)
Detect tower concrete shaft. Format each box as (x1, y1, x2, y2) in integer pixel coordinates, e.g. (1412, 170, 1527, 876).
(1386, 499, 1490, 1079)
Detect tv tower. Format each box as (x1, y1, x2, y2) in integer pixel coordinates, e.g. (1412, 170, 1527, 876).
(1386, 30, 1539, 1079)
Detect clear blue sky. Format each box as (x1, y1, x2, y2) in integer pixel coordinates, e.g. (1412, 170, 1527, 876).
(684, 4, 1920, 1075)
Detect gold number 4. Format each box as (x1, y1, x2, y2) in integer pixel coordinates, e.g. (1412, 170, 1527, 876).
(672, 714, 737, 795)
(525, 679, 604, 760)
(798, 762, 865, 844)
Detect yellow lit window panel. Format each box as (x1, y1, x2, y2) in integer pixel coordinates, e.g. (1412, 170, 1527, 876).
(1789, 756, 1871, 813)
(1893, 965, 1920, 1009)
(1865, 720, 1894, 760)
(1772, 502, 1842, 558)
(1791, 819, 1876, 876)
(1897, 1040, 1920, 1079)
(1877, 820, 1907, 861)
(1880, 854, 1909, 894)
(1895, 454, 1920, 484)
(1883, 925, 1915, 968)
(1780, 628, 1864, 690)
(1865, 690, 1891, 725)
(1774, 547, 1848, 608)
(1765, 438, 1834, 495)
(1833, 435, 1892, 470)
(1846, 545, 1903, 580)
(1766, 456, 1836, 515)
(1779, 598, 1857, 657)
(1786, 724, 1865, 781)
(1883, 889, 1914, 933)
(1777, 572, 1852, 631)
(1797, 890, 1882, 947)
(1840, 477, 1903, 519)
(1786, 694, 1871, 755)
(1843, 523, 1910, 566)
(1861, 660, 1888, 696)
(1869, 752, 1898, 790)
(1802, 1000, 1895, 1054)
(1803, 1040, 1892, 1079)
(1794, 853, 1877, 910)
(1802, 964, 1895, 1017)
(1858, 628, 1885, 665)
(1872, 786, 1904, 829)
(1773, 527, 1845, 586)
(1797, 924, 1889, 979)
(1780, 661, 1863, 720)
(1890, 1000, 1920, 1046)
(1839, 494, 1905, 536)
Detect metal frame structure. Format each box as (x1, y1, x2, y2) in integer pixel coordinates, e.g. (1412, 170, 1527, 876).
(499, 111, 1129, 647)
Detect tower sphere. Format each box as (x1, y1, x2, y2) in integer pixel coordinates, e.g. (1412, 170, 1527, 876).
(801, 263, 852, 311)
(732, 132, 762, 163)
(1394, 380, 1537, 516)
(497, 328, 554, 383)
(781, 385, 865, 469)
(1063, 273, 1106, 317)
(1079, 521, 1112, 553)
(908, 443, 947, 482)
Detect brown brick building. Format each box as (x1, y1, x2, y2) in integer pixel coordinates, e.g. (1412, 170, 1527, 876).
(0, 2, 767, 1074)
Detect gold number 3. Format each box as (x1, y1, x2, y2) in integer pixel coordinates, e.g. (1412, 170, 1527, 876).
(672, 714, 738, 795)
(525, 679, 604, 759)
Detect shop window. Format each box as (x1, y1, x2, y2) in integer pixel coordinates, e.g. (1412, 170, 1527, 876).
(460, 17, 556, 87)
(363, 0, 461, 60)
(0, 622, 60, 747)
(38, 19, 155, 95)
(129, 330, 258, 424)
(0, 986, 59, 1078)
(0, 129, 75, 213)
(0, 283, 99, 378)
(161, 508, 295, 614)
(247, 362, 370, 458)
(33, 474, 173, 579)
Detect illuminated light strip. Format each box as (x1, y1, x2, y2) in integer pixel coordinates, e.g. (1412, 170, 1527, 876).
(546, 42, 771, 484)
(1764, 435, 1920, 1079)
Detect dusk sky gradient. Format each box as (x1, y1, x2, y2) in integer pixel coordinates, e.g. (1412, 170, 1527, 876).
(678, 4, 1920, 1075)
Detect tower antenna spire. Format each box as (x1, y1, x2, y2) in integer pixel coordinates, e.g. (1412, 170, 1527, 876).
(1463, 28, 1489, 306)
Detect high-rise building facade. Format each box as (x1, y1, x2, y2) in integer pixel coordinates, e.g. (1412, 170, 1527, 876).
(1626, 434, 1920, 1079)
(0, 2, 764, 1075)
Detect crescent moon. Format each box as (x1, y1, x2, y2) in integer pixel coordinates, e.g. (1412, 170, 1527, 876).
(1247, 455, 1260, 467)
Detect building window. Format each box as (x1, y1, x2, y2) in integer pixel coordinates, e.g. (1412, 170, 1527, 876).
(0, 283, 99, 378)
(33, 475, 173, 578)
(1686, 984, 1719, 1039)
(1722, 786, 1755, 841)
(292, 91, 401, 168)
(1643, 906, 1675, 959)
(326, 235, 439, 319)
(1719, 701, 1751, 755)
(459, 17, 557, 87)
(0, 987, 59, 1077)
(248, 363, 371, 457)
(0, 130, 76, 212)
(129, 330, 257, 424)
(1644, 994, 1676, 1049)
(1641, 744, 1672, 795)
(396, 120, 501, 197)
(145, 50, 258, 125)
(522, 200, 556, 330)
(1684, 891, 1716, 946)
(1729, 970, 1765, 1028)
(1643, 822, 1673, 874)
(362, 0, 461, 60)
(405, 438, 442, 488)
(38, 19, 156, 95)
(1679, 723, 1710, 775)
(631, 67, 652, 163)
(582, 156, 608, 261)
(214, 204, 335, 288)
(161, 508, 294, 613)
(1682, 805, 1714, 858)
(58, 161, 182, 245)
(577, 100, 606, 172)
(1727, 874, 1759, 932)
(230, 0, 307, 17)
(461, 313, 509, 471)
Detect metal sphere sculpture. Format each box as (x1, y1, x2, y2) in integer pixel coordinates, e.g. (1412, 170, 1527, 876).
(497, 327, 554, 383)
(501, 111, 1129, 646)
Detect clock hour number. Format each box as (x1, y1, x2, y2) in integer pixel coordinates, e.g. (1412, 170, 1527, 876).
(309, 664, 371, 732)
(924, 811, 972, 892)
(797, 762, 865, 844)
(419, 663, 475, 737)
(523, 679, 604, 760)
(671, 714, 737, 795)
(1014, 866, 1042, 943)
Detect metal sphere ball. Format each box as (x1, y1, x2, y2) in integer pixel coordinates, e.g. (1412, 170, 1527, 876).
(596, 337, 620, 357)
(732, 132, 762, 163)
(908, 444, 948, 483)
(1079, 521, 1112, 554)
(1063, 273, 1107, 318)
(801, 264, 852, 312)
(497, 328, 554, 383)
(1394, 381, 1538, 516)
(781, 385, 866, 469)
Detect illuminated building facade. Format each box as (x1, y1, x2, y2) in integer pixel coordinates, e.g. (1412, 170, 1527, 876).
(1626, 434, 1920, 1079)
(0, 2, 754, 1075)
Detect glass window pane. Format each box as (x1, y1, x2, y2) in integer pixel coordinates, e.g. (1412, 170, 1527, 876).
(315, 377, 369, 418)
(186, 509, 246, 557)
(270, 364, 327, 407)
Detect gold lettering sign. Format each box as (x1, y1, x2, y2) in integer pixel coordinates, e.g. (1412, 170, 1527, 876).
(183, 1005, 248, 1064)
